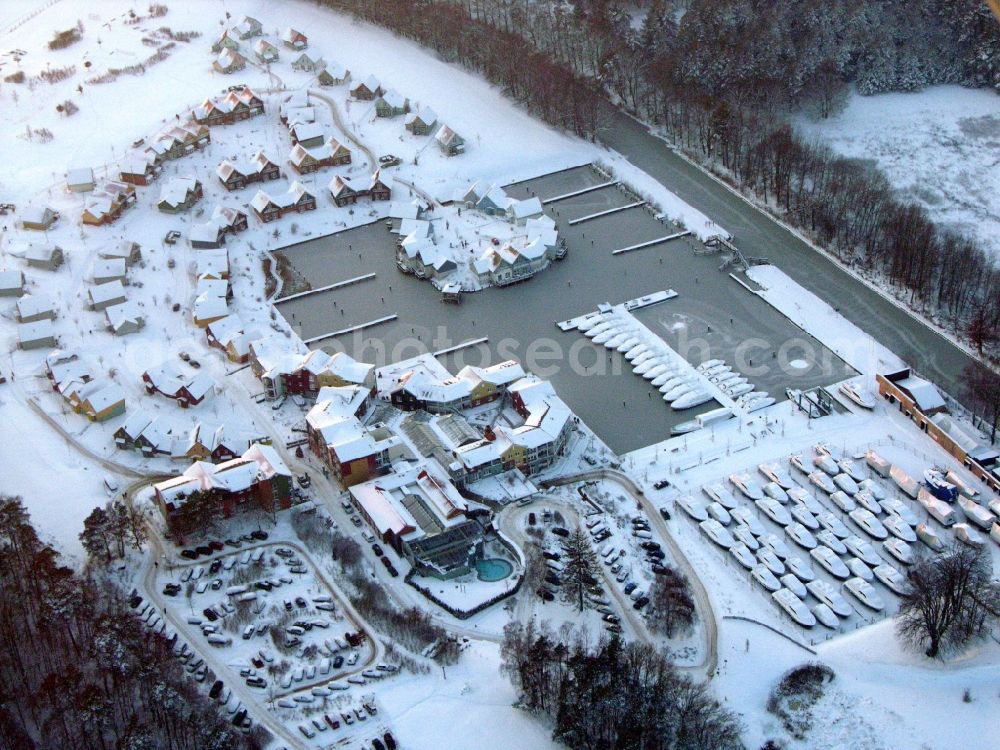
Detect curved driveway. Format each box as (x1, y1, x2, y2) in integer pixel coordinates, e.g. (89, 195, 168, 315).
(597, 104, 982, 402)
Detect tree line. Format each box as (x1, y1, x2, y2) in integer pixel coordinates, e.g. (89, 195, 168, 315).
(322, 0, 1000, 373)
(500, 620, 742, 749)
(0, 495, 262, 750)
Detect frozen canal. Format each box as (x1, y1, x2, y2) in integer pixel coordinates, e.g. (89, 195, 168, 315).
(274, 165, 851, 454)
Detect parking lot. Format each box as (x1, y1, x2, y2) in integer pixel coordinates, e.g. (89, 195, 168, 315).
(272, 165, 852, 454)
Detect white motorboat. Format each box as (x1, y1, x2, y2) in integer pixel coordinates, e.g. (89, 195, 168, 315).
(634, 357, 662, 375)
(616, 337, 640, 353)
(810, 546, 850, 579)
(785, 522, 817, 550)
(730, 542, 756, 570)
(915, 523, 945, 552)
(576, 316, 602, 332)
(854, 491, 882, 515)
(816, 530, 848, 555)
(872, 563, 907, 595)
(737, 390, 769, 405)
(812, 603, 840, 628)
(882, 538, 914, 565)
(756, 545, 785, 576)
(780, 573, 808, 599)
(697, 359, 726, 373)
(918, 492, 957, 527)
(651, 370, 676, 386)
(664, 381, 695, 400)
(759, 463, 795, 489)
(730, 507, 766, 537)
(818, 513, 851, 540)
(725, 382, 754, 397)
(604, 331, 631, 349)
(699, 519, 735, 549)
(809, 471, 837, 494)
(838, 459, 866, 482)
(839, 381, 877, 410)
(989, 522, 1000, 547)
(624, 345, 648, 361)
(751, 564, 781, 592)
(677, 495, 708, 522)
(643, 364, 669, 380)
(788, 487, 824, 515)
(712, 372, 743, 387)
(745, 396, 776, 412)
(882, 514, 916, 543)
(670, 407, 733, 436)
(958, 497, 994, 530)
(632, 351, 655, 366)
(592, 327, 620, 344)
(880, 497, 919, 526)
(755, 498, 793, 527)
(806, 579, 853, 617)
(849, 508, 888, 540)
(789, 454, 810, 474)
(761, 533, 793, 560)
(859, 478, 887, 501)
(786, 556, 817, 582)
(789, 504, 820, 531)
(833, 473, 861, 495)
(891, 465, 921, 498)
(772, 588, 817, 628)
(729, 473, 764, 501)
(954, 523, 985, 548)
(706, 502, 732, 526)
(846, 557, 873, 582)
(732, 524, 761, 551)
(763, 482, 790, 503)
(814, 454, 839, 476)
(671, 390, 714, 410)
(829, 491, 857, 514)
(703, 483, 739, 510)
(843, 535, 881, 566)
(844, 577, 885, 612)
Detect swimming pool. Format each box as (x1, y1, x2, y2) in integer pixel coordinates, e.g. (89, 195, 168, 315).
(476, 558, 513, 582)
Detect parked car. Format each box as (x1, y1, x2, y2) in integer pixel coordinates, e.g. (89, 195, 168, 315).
(250, 530, 268, 541)
(551, 526, 569, 538)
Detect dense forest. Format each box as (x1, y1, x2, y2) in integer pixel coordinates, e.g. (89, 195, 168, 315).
(323, 0, 1000, 380)
(0, 496, 261, 750)
(501, 621, 743, 749)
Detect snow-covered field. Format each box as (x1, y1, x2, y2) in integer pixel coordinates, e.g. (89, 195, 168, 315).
(796, 85, 1000, 263)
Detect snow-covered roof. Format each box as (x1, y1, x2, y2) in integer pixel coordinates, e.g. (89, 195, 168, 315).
(379, 89, 406, 108)
(897, 375, 946, 413)
(159, 177, 200, 207)
(105, 300, 144, 333)
(66, 167, 95, 187)
(193, 293, 228, 321)
(17, 293, 54, 319)
(18, 319, 54, 343)
(389, 201, 420, 220)
(89, 280, 126, 305)
(510, 196, 543, 220)
(405, 106, 437, 127)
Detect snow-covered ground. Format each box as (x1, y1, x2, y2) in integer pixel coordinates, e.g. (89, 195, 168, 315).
(796, 85, 1000, 263)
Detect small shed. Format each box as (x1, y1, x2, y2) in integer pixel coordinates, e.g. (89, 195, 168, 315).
(435, 125, 465, 156)
(99, 241, 142, 266)
(16, 293, 56, 323)
(317, 64, 350, 86)
(67, 167, 96, 193)
(20, 206, 58, 231)
(25, 244, 64, 270)
(105, 300, 145, 336)
(405, 106, 438, 136)
(93, 258, 127, 284)
(190, 221, 227, 250)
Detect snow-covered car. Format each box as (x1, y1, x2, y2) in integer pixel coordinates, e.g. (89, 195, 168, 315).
(729, 473, 764, 501)
(751, 564, 781, 592)
(677, 496, 708, 522)
(785, 522, 818, 550)
(809, 545, 850, 579)
(817, 513, 851, 540)
(843, 535, 881, 566)
(758, 463, 795, 489)
(730, 542, 757, 570)
(882, 538, 914, 566)
(762, 482, 790, 504)
(844, 577, 885, 612)
(813, 454, 839, 476)
(702, 484, 739, 510)
(779, 573, 807, 599)
(833, 473, 861, 495)
(772, 587, 817, 628)
(706, 502, 732, 526)
(828, 491, 857, 514)
(789, 503, 820, 530)
(872, 563, 908, 595)
(761, 533, 792, 560)
(915, 522, 945, 552)
(808, 471, 836, 494)
(699, 519, 735, 549)
(882, 514, 916, 543)
(816, 530, 848, 555)
(849, 508, 888, 540)
(812, 603, 840, 629)
(731, 524, 761, 550)
(754, 497, 792, 526)
(788, 487, 825, 515)
(853, 491, 882, 515)
(806, 579, 853, 618)
(730, 507, 766, 537)
(756, 546, 786, 576)
(846, 556, 873, 582)
(785, 556, 817, 583)
(879, 497, 919, 526)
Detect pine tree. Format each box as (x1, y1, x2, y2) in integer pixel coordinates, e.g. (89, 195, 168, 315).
(560, 529, 599, 612)
(79, 506, 113, 563)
